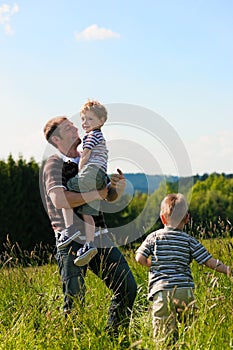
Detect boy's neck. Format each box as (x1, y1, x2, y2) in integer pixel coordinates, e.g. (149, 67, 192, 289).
(164, 223, 185, 231)
(85, 127, 101, 134)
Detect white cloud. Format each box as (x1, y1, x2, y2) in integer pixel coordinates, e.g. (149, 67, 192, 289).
(187, 130, 233, 174)
(75, 24, 120, 41)
(0, 3, 19, 35)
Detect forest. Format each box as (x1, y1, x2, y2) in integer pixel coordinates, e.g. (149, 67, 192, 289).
(0, 155, 232, 259)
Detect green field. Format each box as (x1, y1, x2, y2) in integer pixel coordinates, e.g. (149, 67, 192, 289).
(0, 238, 232, 350)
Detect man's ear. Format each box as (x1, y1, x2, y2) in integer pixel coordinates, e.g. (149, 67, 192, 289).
(160, 214, 167, 225)
(51, 135, 60, 146)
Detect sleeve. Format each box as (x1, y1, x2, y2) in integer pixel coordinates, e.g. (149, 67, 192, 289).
(43, 156, 66, 196)
(190, 236, 212, 265)
(136, 236, 152, 258)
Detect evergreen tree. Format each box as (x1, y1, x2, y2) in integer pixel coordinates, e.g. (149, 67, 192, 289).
(0, 155, 54, 253)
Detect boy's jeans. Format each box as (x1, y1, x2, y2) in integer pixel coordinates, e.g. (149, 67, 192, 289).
(56, 233, 137, 330)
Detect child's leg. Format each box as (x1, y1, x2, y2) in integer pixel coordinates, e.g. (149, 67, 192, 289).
(152, 291, 177, 341)
(83, 214, 95, 243)
(173, 288, 196, 328)
(57, 208, 80, 250)
(74, 215, 98, 267)
(62, 208, 73, 228)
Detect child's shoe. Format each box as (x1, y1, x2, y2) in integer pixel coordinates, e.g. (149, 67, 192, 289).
(74, 242, 97, 266)
(57, 225, 81, 249)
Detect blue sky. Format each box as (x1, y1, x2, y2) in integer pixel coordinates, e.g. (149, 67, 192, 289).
(0, 0, 232, 176)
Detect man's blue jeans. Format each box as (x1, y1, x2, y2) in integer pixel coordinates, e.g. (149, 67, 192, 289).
(56, 233, 137, 331)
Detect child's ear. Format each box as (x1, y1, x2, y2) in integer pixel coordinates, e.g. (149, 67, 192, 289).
(184, 212, 190, 224)
(99, 117, 105, 126)
(160, 214, 167, 225)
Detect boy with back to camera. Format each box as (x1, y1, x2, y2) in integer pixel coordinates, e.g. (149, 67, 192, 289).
(136, 193, 232, 342)
(58, 100, 109, 266)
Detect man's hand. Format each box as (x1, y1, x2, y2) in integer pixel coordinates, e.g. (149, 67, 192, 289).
(107, 169, 126, 202)
(110, 168, 125, 189)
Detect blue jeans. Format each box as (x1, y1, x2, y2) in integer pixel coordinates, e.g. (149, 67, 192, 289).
(56, 233, 137, 330)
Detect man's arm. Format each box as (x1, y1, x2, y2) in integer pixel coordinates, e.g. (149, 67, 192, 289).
(49, 187, 108, 209)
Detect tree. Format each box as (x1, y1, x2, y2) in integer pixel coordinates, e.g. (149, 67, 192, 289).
(0, 155, 54, 253)
(189, 174, 233, 236)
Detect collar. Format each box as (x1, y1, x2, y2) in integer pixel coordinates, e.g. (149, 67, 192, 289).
(84, 128, 101, 135)
(164, 225, 182, 232)
(59, 152, 80, 164)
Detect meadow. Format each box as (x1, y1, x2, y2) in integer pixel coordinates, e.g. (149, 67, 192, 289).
(0, 237, 232, 350)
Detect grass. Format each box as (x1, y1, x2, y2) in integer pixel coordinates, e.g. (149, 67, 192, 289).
(0, 237, 233, 350)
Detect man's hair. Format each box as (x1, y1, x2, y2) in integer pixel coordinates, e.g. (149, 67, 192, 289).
(44, 116, 67, 146)
(160, 193, 188, 227)
(80, 99, 108, 122)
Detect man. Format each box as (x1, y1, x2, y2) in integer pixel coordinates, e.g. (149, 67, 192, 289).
(41, 116, 137, 336)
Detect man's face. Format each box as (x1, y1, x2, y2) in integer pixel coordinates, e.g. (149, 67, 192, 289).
(56, 120, 81, 150)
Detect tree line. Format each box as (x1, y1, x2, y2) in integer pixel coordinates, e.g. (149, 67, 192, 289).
(0, 155, 232, 256)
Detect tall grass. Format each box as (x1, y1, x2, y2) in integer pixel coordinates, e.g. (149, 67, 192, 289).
(0, 236, 232, 349)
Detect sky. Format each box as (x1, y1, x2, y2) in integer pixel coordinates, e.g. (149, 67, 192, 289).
(0, 0, 232, 177)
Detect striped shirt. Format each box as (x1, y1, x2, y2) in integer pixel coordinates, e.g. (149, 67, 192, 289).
(136, 226, 212, 300)
(83, 129, 108, 172)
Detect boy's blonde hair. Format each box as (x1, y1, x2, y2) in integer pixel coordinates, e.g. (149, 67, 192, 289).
(80, 99, 108, 122)
(160, 193, 188, 227)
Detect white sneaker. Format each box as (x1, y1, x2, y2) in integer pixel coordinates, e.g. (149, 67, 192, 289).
(57, 226, 81, 249)
(74, 243, 98, 266)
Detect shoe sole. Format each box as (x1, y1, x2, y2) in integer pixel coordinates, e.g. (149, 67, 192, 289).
(74, 248, 98, 266)
(57, 231, 81, 249)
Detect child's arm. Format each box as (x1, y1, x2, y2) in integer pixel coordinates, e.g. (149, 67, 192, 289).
(204, 257, 231, 276)
(135, 252, 151, 267)
(79, 148, 91, 170)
